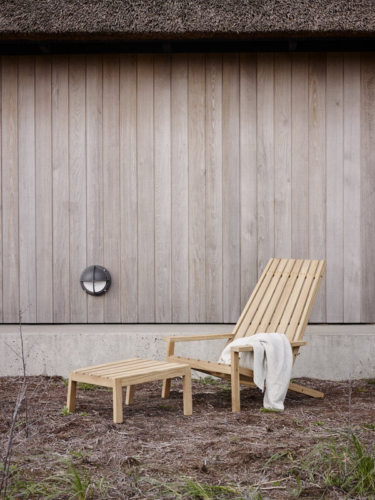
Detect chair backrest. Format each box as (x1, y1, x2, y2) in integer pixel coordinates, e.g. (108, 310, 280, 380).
(232, 259, 326, 343)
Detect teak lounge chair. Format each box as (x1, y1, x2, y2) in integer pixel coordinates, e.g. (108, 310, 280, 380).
(162, 258, 326, 411)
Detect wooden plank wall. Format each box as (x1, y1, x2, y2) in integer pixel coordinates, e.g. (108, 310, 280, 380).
(0, 53, 373, 323)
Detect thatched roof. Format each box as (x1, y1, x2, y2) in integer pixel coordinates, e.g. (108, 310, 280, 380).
(1, 0, 375, 41)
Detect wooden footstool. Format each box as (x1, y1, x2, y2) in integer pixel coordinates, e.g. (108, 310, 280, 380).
(67, 358, 192, 423)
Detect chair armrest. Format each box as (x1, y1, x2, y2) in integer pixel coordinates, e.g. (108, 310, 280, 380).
(230, 345, 254, 353)
(230, 340, 307, 352)
(163, 333, 234, 343)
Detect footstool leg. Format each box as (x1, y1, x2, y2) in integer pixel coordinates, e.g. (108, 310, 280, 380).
(182, 369, 192, 416)
(113, 379, 123, 424)
(67, 377, 77, 413)
(125, 385, 135, 405)
(161, 379, 171, 398)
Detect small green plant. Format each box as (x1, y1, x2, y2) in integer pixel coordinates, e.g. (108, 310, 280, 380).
(158, 404, 173, 410)
(363, 423, 375, 431)
(78, 383, 98, 391)
(59, 406, 72, 416)
(183, 478, 242, 499)
(197, 376, 221, 386)
(314, 421, 323, 426)
(260, 408, 281, 413)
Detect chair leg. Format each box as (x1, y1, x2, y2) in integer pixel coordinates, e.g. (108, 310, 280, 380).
(162, 339, 175, 398)
(113, 380, 123, 424)
(67, 377, 77, 413)
(288, 381, 324, 398)
(182, 370, 193, 416)
(161, 379, 171, 398)
(231, 351, 241, 412)
(125, 385, 135, 405)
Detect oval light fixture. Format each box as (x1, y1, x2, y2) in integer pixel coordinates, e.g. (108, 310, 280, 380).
(80, 265, 111, 296)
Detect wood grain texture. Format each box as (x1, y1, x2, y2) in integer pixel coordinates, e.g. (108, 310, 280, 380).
(343, 53, 361, 323)
(103, 55, 121, 322)
(0, 53, 372, 324)
(361, 53, 375, 322)
(69, 55, 87, 323)
(2, 57, 19, 323)
(86, 55, 104, 323)
(52, 55, 70, 322)
(137, 54, 155, 322)
(291, 54, 309, 259)
(223, 53, 240, 323)
(188, 53, 206, 322)
(257, 54, 275, 278)
(120, 54, 138, 322)
(308, 53, 326, 323)
(35, 56, 53, 323)
(274, 53, 292, 259)
(154, 54, 172, 322)
(239, 53, 257, 310)
(326, 53, 344, 323)
(171, 54, 189, 322)
(18, 56, 36, 322)
(205, 53, 223, 322)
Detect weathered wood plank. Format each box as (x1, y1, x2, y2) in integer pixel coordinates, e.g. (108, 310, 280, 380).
(188, 53, 206, 322)
(361, 53, 375, 322)
(257, 54, 275, 277)
(171, 54, 189, 322)
(154, 54, 172, 322)
(2, 57, 19, 322)
(343, 53, 361, 323)
(205, 53, 223, 322)
(103, 55, 121, 322)
(308, 53, 326, 322)
(86, 55, 104, 323)
(52, 55, 70, 322)
(120, 54, 138, 322)
(326, 53, 344, 323)
(137, 54, 155, 322)
(291, 53, 309, 259)
(69, 55, 87, 323)
(274, 53, 292, 259)
(223, 53, 240, 323)
(18, 56, 36, 322)
(239, 53, 257, 310)
(35, 56, 53, 323)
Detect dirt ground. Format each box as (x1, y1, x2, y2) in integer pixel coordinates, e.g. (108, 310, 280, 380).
(0, 375, 374, 499)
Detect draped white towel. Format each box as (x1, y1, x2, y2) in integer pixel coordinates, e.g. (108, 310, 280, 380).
(219, 333, 293, 411)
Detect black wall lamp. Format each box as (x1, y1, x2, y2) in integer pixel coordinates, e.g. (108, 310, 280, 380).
(80, 265, 111, 296)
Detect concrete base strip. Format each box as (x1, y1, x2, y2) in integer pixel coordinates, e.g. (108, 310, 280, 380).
(0, 324, 374, 380)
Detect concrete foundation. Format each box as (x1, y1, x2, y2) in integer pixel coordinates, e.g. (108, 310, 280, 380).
(0, 324, 374, 380)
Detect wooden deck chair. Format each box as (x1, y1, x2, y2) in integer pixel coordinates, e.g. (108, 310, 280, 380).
(162, 258, 326, 411)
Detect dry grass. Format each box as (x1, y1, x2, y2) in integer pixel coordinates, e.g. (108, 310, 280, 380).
(1, 375, 374, 499)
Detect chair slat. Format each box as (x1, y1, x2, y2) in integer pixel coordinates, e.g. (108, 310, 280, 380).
(257, 259, 297, 333)
(234, 258, 281, 339)
(293, 260, 326, 341)
(266, 259, 304, 332)
(285, 260, 320, 340)
(244, 259, 290, 336)
(266, 259, 312, 334)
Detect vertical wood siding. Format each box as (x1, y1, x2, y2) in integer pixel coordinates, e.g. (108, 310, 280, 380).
(0, 53, 373, 323)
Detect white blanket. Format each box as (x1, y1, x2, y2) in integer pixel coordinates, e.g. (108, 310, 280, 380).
(219, 333, 293, 411)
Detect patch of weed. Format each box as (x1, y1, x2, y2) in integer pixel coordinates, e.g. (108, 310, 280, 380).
(58, 406, 72, 416)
